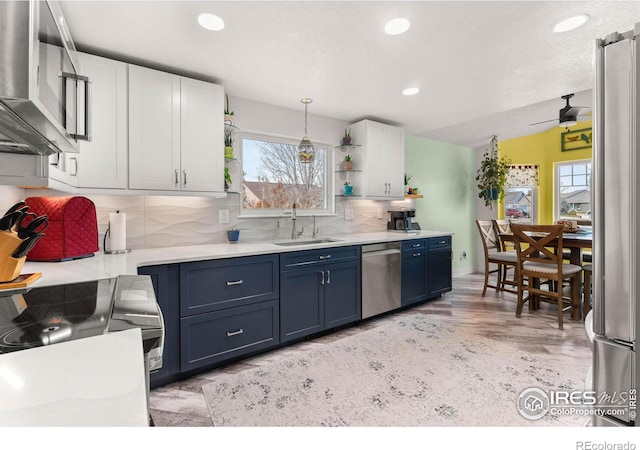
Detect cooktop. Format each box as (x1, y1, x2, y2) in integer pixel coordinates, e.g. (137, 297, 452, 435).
(0, 276, 163, 359)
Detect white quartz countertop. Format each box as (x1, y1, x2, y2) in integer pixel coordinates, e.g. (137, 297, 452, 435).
(20, 230, 452, 288)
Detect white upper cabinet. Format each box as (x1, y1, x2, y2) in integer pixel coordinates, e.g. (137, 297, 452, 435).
(180, 77, 224, 192)
(349, 119, 405, 199)
(76, 52, 128, 189)
(128, 65, 224, 192)
(128, 65, 181, 191)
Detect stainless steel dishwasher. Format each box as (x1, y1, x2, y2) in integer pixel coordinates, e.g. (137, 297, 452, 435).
(361, 242, 401, 319)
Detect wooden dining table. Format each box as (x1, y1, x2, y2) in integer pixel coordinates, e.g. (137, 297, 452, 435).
(499, 226, 593, 266)
(554, 227, 593, 266)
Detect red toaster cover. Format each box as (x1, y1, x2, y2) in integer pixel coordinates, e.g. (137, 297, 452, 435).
(24, 196, 99, 261)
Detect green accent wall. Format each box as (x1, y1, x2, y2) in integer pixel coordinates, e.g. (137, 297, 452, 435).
(405, 135, 477, 273)
(499, 120, 592, 224)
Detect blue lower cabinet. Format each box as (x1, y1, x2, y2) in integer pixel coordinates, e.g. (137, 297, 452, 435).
(180, 255, 279, 316)
(138, 264, 181, 387)
(428, 237, 453, 296)
(401, 250, 427, 306)
(324, 260, 361, 329)
(280, 247, 361, 343)
(280, 266, 324, 342)
(180, 300, 279, 372)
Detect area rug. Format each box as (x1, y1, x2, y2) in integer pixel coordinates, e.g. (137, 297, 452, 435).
(202, 314, 589, 426)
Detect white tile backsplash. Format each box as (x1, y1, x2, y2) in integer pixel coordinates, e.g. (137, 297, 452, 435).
(13, 189, 417, 250)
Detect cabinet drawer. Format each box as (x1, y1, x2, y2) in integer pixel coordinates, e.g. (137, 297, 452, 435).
(429, 236, 451, 249)
(180, 300, 279, 372)
(401, 239, 426, 252)
(280, 245, 360, 269)
(180, 254, 279, 316)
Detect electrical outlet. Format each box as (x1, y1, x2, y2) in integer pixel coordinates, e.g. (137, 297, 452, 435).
(345, 208, 354, 220)
(219, 209, 230, 224)
(377, 208, 383, 219)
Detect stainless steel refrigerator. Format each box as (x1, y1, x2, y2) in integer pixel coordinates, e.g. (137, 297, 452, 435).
(591, 23, 640, 427)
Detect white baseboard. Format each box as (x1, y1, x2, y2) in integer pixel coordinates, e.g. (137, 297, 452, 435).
(453, 266, 474, 278)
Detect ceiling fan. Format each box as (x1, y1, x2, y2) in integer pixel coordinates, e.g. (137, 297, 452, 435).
(529, 93, 591, 129)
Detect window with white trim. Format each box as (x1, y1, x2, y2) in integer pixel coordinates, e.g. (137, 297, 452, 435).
(239, 133, 332, 216)
(554, 159, 592, 222)
(504, 165, 538, 224)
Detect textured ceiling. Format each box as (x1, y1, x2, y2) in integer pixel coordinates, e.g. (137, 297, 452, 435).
(60, 1, 640, 149)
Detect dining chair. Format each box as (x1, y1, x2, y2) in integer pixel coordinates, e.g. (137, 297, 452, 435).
(491, 219, 518, 291)
(475, 220, 518, 296)
(510, 223, 583, 330)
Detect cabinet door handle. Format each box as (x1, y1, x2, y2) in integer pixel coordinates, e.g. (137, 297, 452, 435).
(69, 157, 78, 176)
(226, 329, 244, 337)
(321, 271, 325, 285)
(226, 280, 244, 286)
(388, 183, 391, 193)
(175, 169, 179, 185)
(319, 255, 331, 260)
(413, 253, 421, 257)
(183, 170, 187, 186)
(326, 270, 331, 284)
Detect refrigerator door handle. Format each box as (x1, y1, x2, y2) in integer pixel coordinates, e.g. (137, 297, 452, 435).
(593, 38, 606, 336)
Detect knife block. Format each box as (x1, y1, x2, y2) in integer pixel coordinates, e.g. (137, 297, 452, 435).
(0, 231, 26, 282)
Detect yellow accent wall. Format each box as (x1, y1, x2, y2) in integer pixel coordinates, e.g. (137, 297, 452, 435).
(499, 121, 592, 224)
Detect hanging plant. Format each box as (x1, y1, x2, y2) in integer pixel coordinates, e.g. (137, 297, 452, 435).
(476, 135, 511, 209)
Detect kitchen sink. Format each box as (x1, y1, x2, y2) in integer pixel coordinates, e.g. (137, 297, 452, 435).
(273, 238, 343, 246)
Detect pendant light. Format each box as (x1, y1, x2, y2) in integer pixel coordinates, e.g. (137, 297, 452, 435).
(298, 98, 315, 164)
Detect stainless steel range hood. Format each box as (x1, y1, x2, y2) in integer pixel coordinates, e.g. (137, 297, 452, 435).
(0, 0, 90, 157)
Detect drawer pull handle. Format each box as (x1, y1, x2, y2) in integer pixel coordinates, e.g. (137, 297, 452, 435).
(226, 329, 244, 337)
(319, 255, 331, 260)
(226, 280, 244, 286)
(413, 253, 421, 257)
(438, 240, 446, 244)
(412, 244, 420, 248)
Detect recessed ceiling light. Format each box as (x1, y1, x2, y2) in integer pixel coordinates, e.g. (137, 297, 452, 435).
(197, 13, 225, 31)
(402, 87, 420, 96)
(385, 18, 410, 35)
(553, 14, 589, 33)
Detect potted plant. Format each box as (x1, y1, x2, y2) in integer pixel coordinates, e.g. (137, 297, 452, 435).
(224, 94, 234, 123)
(224, 167, 232, 192)
(342, 128, 352, 145)
(404, 173, 413, 185)
(343, 181, 353, 196)
(476, 135, 511, 209)
(343, 154, 353, 171)
(224, 127, 234, 158)
(227, 226, 240, 243)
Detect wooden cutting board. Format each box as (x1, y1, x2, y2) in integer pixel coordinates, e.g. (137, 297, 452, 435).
(0, 273, 42, 290)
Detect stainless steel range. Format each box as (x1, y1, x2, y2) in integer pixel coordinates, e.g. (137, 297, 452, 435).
(0, 275, 164, 424)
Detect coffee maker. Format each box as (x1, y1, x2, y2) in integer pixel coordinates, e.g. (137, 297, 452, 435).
(387, 209, 418, 232)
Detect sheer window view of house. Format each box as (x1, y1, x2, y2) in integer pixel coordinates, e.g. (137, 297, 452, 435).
(555, 160, 592, 221)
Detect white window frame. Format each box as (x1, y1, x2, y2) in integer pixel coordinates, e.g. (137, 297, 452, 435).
(554, 158, 592, 222)
(504, 185, 538, 224)
(238, 130, 335, 218)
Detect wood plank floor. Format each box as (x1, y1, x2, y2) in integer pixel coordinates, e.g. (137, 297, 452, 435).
(149, 272, 592, 426)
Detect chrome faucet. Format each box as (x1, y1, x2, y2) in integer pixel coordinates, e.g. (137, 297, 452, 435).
(291, 203, 304, 239)
(312, 214, 319, 238)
